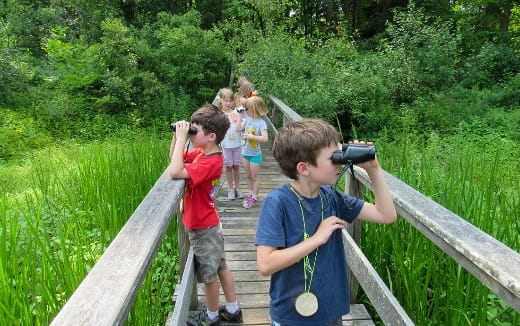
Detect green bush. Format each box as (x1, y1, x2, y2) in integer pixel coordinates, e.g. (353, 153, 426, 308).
(148, 11, 231, 105)
(485, 73, 520, 109)
(462, 43, 520, 88)
(239, 32, 358, 124)
(0, 109, 52, 160)
(381, 4, 459, 93)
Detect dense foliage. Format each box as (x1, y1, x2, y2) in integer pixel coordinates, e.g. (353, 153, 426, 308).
(1, 0, 519, 325)
(2, 1, 520, 160)
(238, 3, 520, 142)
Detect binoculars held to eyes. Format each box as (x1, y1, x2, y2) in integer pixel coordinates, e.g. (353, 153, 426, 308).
(170, 122, 198, 135)
(331, 144, 376, 165)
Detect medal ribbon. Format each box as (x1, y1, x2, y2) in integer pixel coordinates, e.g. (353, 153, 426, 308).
(289, 185, 324, 294)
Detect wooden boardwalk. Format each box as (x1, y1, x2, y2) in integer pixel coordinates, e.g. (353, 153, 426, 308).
(181, 144, 375, 325)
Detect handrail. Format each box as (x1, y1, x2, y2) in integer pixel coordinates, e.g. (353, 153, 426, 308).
(169, 248, 196, 326)
(353, 166, 520, 312)
(51, 172, 185, 325)
(267, 94, 520, 315)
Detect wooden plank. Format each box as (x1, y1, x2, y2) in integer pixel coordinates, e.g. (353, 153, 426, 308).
(226, 260, 259, 271)
(222, 235, 257, 244)
(223, 228, 257, 236)
(225, 242, 257, 252)
(225, 251, 257, 260)
(51, 172, 185, 326)
(175, 281, 271, 298)
(176, 306, 374, 326)
(169, 248, 196, 326)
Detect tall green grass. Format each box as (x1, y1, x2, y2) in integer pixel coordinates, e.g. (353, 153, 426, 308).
(360, 131, 519, 325)
(2, 130, 518, 325)
(0, 134, 179, 325)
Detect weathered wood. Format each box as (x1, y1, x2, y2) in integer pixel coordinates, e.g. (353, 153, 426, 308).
(51, 171, 185, 326)
(350, 166, 520, 313)
(169, 248, 196, 326)
(268, 94, 302, 125)
(342, 230, 415, 325)
(346, 169, 364, 303)
(177, 212, 198, 310)
(176, 305, 374, 326)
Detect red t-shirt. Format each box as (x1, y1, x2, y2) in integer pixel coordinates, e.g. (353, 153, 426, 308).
(182, 148, 223, 230)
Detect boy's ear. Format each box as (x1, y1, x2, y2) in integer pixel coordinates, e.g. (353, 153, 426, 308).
(208, 132, 217, 142)
(295, 162, 310, 177)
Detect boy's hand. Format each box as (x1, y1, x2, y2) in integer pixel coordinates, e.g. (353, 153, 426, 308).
(312, 216, 346, 246)
(349, 140, 380, 170)
(173, 120, 190, 139)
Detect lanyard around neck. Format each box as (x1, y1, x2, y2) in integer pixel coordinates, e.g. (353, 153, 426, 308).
(289, 185, 324, 294)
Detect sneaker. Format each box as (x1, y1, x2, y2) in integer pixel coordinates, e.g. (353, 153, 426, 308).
(218, 307, 243, 323)
(243, 195, 258, 209)
(235, 188, 244, 199)
(242, 195, 250, 208)
(186, 310, 220, 326)
(227, 190, 236, 200)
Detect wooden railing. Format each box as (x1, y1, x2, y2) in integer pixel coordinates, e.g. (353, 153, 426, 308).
(266, 95, 520, 322)
(50, 172, 185, 325)
(51, 94, 520, 325)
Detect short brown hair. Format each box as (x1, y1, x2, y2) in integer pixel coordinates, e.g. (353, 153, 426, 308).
(273, 119, 341, 180)
(190, 104, 230, 145)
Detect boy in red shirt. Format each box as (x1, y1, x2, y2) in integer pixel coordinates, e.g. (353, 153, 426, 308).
(168, 104, 242, 326)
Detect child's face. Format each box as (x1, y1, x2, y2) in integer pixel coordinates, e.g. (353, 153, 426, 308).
(221, 97, 233, 111)
(189, 123, 213, 148)
(308, 142, 343, 185)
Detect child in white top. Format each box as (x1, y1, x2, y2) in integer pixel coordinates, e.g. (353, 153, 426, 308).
(218, 88, 244, 200)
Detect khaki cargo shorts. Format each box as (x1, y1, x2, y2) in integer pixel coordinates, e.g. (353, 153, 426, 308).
(186, 223, 228, 283)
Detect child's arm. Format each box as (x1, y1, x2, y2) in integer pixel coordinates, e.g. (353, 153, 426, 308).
(245, 129, 268, 143)
(257, 216, 346, 276)
(355, 145, 397, 224)
(167, 121, 190, 179)
(235, 112, 245, 132)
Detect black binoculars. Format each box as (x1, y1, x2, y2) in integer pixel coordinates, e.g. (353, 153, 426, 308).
(331, 144, 376, 165)
(170, 123, 198, 135)
(237, 107, 247, 113)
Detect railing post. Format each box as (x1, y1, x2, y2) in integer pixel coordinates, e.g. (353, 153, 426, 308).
(345, 169, 364, 303)
(271, 105, 279, 129)
(177, 213, 198, 309)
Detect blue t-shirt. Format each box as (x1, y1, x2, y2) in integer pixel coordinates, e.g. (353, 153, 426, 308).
(241, 117, 267, 156)
(255, 185, 364, 326)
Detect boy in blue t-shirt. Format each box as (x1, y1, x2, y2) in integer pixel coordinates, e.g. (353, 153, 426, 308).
(255, 119, 397, 326)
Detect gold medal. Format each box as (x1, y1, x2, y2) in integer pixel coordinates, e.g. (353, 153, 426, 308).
(289, 186, 325, 319)
(295, 292, 318, 316)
